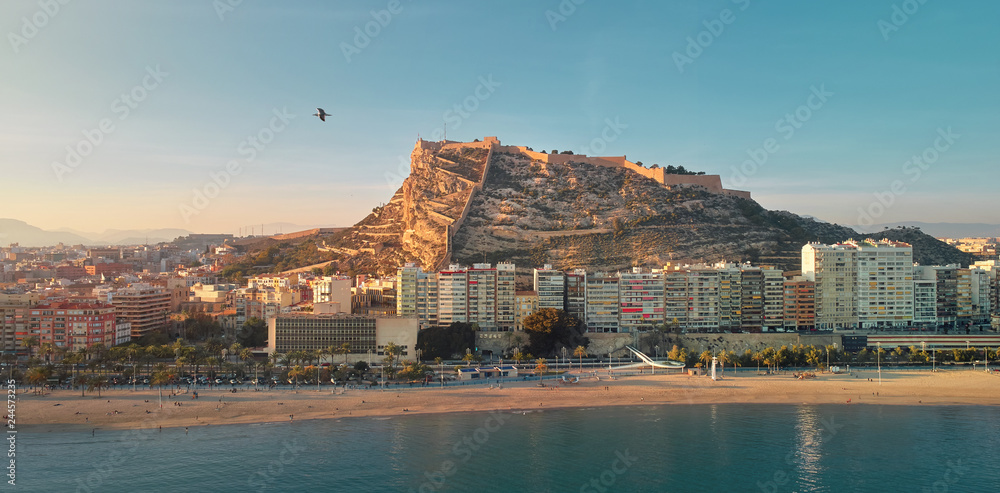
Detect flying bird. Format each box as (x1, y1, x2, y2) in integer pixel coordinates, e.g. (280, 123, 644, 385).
(313, 108, 330, 122)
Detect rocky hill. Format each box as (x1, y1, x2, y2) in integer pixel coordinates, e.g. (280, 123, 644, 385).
(242, 138, 975, 277)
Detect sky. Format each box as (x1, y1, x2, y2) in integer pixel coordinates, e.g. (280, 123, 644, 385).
(1, 0, 997, 235)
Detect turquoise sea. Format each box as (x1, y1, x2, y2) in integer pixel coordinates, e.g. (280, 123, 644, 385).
(16, 404, 1000, 492)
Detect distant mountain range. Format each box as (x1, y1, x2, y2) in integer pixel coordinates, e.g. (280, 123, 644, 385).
(0, 219, 339, 248)
(854, 222, 1000, 239)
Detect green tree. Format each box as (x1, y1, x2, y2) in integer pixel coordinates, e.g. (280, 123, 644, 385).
(535, 358, 548, 375)
(521, 308, 588, 357)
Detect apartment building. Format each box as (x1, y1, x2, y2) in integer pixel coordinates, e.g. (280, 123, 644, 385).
(850, 239, 914, 328)
(584, 275, 620, 332)
(802, 243, 858, 329)
(618, 268, 664, 332)
(515, 291, 538, 331)
(496, 263, 516, 331)
(533, 265, 566, 311)
(111, 285, 170, 338)
(783, 279, 816, 330)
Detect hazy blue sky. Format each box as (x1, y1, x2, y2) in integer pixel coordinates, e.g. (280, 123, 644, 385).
(1, 0, 997, 234)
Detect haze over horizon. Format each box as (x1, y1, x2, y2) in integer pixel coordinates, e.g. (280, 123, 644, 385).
(2, 0, 998, 234)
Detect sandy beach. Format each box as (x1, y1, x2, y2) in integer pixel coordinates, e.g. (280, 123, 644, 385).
(17, 369, 1000, 432)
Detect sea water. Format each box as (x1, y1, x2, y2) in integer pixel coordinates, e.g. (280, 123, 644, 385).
(16, 404, 1000, 492)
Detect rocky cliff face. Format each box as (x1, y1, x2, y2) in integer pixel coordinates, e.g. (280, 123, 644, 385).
(316, 139, 972, 276)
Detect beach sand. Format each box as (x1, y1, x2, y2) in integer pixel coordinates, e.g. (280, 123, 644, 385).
(17, 369, 1000, 432)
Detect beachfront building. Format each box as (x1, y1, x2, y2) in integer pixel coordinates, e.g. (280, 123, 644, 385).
(496, 262, 517, 331)
(29, 302, 117, 351)
(849, 239, 914, 328)
(437, 266, 468, 326)
(716, 264, 742, 331)
(685, 268, 721, 331)
(267, 313, 418, 363)
(467, 264, 498, 330)
(533, 265, 566, 311)
(912, 279, 938, 325)
(396, 263, 439, 327)
(802, 243, 859, 329)
(584, 274, 620, 332)
(916, 266, 958, 328)
(618, 268, 665, 332)
(110, 284, 171, 338)
(783, 278, 816, 331)
(565, 269, 587, 324)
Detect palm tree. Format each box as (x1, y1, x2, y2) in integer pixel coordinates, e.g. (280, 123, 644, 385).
(287, 365, 305, 388)
(22, 336, 39, 361)
(229, 342, 243, 364)
(512, 348, 526, 365)
(339, 343, 351, 366)
(240, 348, 254, 375)
(384, 342, 400, 372)
(39, 342, 55, 365)
(534, 358, 548, 375)
(573, 345, 587, 370)
(698, 350, 713, 369)
(462, 352, 476, 366)
(87, 375, 108, 397)
(74, 374, 89, 397)
(151, 363, 173, 408)
(319, 346, 334, 366)
(26, 367, 48, 394)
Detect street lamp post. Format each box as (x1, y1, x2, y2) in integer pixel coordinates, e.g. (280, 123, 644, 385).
(877, 342, 882, 385)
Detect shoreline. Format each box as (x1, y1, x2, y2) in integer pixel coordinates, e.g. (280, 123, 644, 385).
(18, 369, 1000, 433)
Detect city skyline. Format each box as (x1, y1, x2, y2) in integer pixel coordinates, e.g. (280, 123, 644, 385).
(2, 0, 998, 234)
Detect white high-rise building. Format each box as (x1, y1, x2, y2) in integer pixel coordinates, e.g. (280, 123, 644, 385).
(802, 243, 858, 329)
(467, 263, 498, 330)
(585, 274, 620, 332)
(848, 239, 914, 328)
(533, 265, 566, 311)
(496, 262, 517, 331)
(437, 265, 468, 326)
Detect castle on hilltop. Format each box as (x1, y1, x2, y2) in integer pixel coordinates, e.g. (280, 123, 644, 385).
(415, 136, 750, 199)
